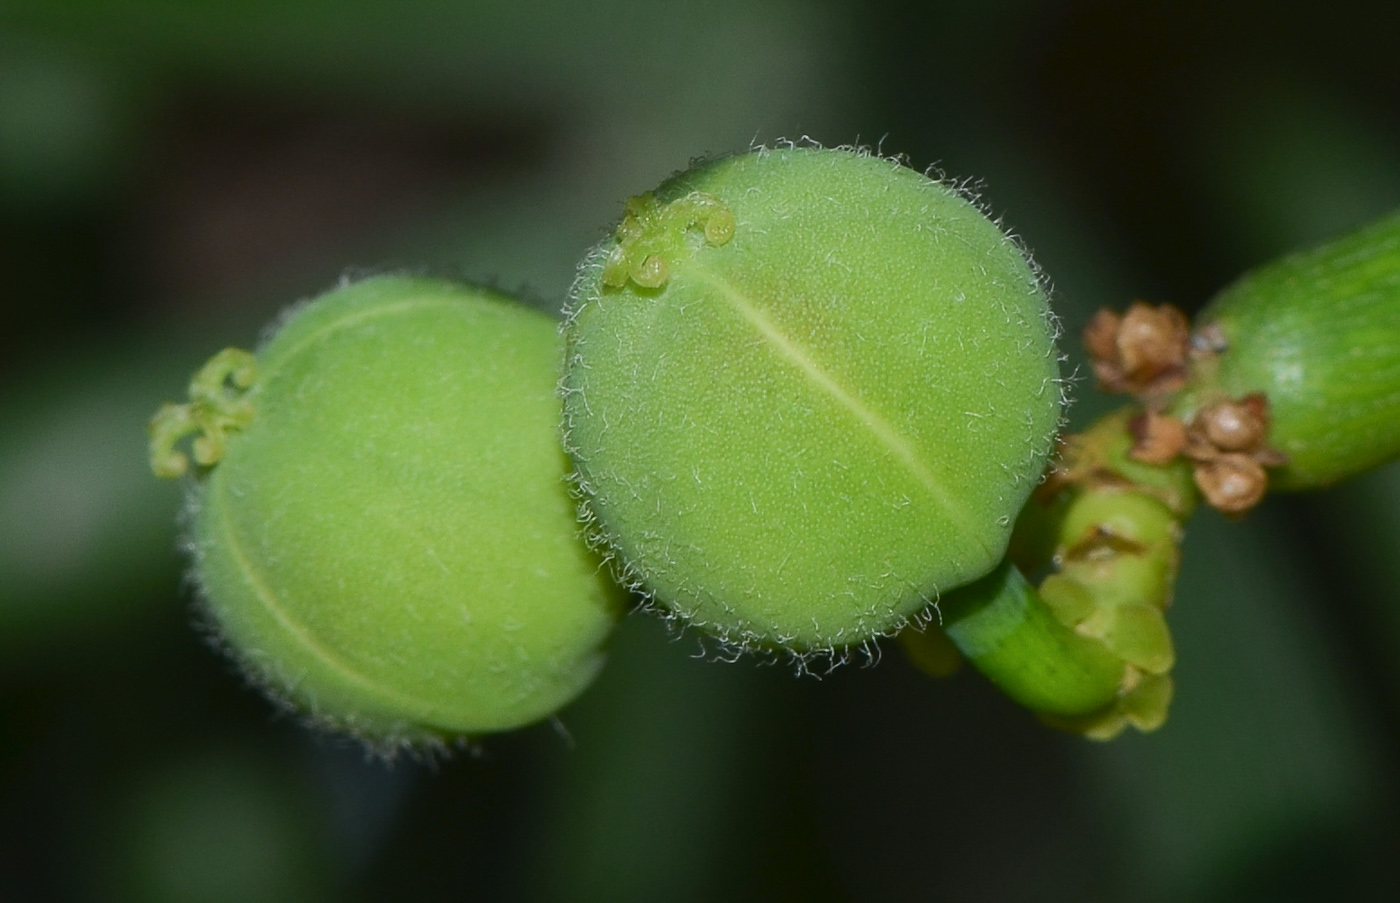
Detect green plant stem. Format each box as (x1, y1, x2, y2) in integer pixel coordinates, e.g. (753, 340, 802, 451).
(938, 560, 1125, 716)
(907, 408, 1196, 738)
(1175, 207, 1400, 488)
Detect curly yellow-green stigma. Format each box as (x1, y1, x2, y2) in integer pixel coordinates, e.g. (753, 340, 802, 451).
(159, 277, 621, 748)
(564, 146, 1062, 655)
(147, 348, 257, 479)
(599, 191, 736, 289)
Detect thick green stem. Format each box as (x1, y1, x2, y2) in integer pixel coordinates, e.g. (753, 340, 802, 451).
(1177, 207, 1400, 488)
(938, 560, 1125, 717)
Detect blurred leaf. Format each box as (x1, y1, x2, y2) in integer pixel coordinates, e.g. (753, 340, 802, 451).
(1192, 77, 1400, 262)
(1084, 511, 1385, 900)
(0, 36, 140, 210)
(1318, 461, 1400, 699)
(528, 614, 836, 903)
(0, 336, 214, 663)
(97, 747, 334, 903)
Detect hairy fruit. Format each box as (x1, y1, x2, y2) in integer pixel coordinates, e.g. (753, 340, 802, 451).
(152, 277, 620, 747)
(562, 146, 1062, 653)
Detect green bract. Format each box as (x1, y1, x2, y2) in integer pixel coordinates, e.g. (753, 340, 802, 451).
(151, 277, 620, 747)
(562, 146, 1062, 653)
(1183, 208, 1400, 489)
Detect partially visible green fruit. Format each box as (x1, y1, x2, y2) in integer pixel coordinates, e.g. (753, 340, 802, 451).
(151, 277, 620, 747)
(563, 146, 1062, 653)
(1182, 208, 1400, 489)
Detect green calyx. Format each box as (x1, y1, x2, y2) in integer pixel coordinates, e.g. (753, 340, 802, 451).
(933, 488, 1184, 739)
(944, 208, 1400, 737)
(1179, 207, 1400, 489)
(920, 408, 1192, 739)
(563, 145, 1063, 655)
(164, 277, 621, 749)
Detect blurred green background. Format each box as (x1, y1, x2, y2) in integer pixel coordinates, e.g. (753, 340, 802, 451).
(3, 1, 1400, 900)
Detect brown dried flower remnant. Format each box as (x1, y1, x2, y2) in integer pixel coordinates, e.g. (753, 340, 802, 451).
(1183, 394, 1288, 516)
(1194, 393, 1272, 453)
(1192, 454, 1268, 515)
(1128, 409, 1188, 465)
(1119, 394, 1287, 516)
(1084, 302, 1190, 400)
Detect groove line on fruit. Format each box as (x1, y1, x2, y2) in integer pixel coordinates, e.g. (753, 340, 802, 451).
(257, 296, 473, 389)
(212, 481, 446, 719)
(682, 264, 987, 554)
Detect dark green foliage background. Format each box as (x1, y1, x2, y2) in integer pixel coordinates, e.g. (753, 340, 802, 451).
(2, 1, 1399, 900)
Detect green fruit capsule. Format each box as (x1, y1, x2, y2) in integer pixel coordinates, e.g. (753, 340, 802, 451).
(1181, 208, 1400, 489)
(563, 146, 1062, 653)
(150, 277, 620, 748)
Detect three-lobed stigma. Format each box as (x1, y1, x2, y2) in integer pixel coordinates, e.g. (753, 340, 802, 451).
(148, 347, 258, 479)
(600, 191, 736, 289)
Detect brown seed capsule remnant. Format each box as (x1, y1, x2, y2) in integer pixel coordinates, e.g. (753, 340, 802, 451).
(1084, 302, 1190, 400)
(1073, 303, 1291, 519)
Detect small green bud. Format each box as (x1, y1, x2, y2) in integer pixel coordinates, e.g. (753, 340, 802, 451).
(563, 146, 1062, 654)
(1183, 208, 1400, 489)
(151, 277, 620, 749)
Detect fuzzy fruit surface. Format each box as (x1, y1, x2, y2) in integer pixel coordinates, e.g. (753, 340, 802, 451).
(192, 278, 619, 743)
(563, 147, 1061, 651)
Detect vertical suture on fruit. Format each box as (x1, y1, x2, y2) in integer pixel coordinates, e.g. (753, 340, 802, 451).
(686, 264, 985, 553)
(148, 347, 258, 479)
(600, 191, 736, 289)
(168, 278, 622, 744)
